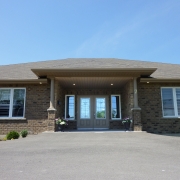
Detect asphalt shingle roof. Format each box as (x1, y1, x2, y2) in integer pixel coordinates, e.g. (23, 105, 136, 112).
(0, 58, 180, 80)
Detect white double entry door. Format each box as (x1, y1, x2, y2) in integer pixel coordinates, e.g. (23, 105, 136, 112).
(77, 95, 109, 130)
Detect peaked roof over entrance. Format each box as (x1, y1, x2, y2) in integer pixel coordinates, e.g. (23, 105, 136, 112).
(0, 58, 180, 83)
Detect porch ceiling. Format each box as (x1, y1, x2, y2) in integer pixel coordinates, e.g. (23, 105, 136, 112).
(55, 77, 132, 88)
(31, 68, 156, 88)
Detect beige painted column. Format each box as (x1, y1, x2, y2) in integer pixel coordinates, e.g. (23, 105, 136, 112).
(47, 78, 56, 132)
(133, 77, 139, 108)
(131, 77, 142, 131)
(48, 78, 56, 111)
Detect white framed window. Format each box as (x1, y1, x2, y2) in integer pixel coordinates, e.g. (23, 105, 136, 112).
(161, 87, 180, 117)
(0, 88, 26, 118)
(65, 95, 75, 120)
(111, 95, 121, 120)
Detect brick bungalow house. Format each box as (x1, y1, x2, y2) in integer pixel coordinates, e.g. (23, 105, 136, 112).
(0, 58, 180, 134)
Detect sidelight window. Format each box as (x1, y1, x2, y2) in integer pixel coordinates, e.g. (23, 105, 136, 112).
(65, 95, 75, 119)
(111, 95, 121, 119)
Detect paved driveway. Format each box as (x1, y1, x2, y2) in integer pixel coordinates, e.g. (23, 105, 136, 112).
(0, 131, 180, 180)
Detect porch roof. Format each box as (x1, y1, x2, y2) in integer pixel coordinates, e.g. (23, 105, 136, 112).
(0, 58, 180, 83)
(31, 68, 156, 78)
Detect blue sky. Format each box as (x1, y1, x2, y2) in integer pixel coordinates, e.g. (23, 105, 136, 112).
(0, 0, 180, 65)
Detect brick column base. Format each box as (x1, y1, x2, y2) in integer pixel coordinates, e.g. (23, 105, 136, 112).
(131, 108, 142, 131)
(47, 110, 56, 131)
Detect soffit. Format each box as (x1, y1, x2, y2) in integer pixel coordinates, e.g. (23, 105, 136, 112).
(0, 79, 47, 84)
(31, 68, 157, 78)
(140, 78, 180, 83)
(56, 77, 132, 88)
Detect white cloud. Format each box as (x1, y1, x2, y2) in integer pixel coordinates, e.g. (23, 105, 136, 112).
(73, 0, 180, 57)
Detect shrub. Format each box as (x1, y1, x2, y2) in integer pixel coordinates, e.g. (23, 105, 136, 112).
(0, 137, 6, 141)
(6, 131, 20, 140)
(20, 130, 28, 138)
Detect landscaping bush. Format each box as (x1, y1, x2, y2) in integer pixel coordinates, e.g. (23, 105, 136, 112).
(1, 137, 7, 141)
(20, 130, 28, 138)
(6, 131, 20, 140)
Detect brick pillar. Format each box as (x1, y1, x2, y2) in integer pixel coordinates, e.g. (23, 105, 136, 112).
(131, 108, 142, 131)
(47, 110, 56, 131)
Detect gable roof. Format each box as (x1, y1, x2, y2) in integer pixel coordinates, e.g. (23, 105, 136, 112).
(0, 58, 180, 82)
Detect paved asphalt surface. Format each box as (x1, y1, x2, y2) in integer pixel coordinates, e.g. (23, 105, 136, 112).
(0, 131, 180, 180)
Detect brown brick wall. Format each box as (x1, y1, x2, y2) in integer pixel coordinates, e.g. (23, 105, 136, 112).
(138, 82, 180, 133)
(1, 83, 131, 133)
(109, 121, 124, 129)
(58, 87, 132, 130)
(0, 83, 51, 134)
(54, 80, 64, 118)
(4, 79, 177, 134)
(121, 80, 133, 118)
(61, 88, 124, 119)
(132, 109, 142, 131)
(25, 84, 50, 119)
(0, 119, 56, 135)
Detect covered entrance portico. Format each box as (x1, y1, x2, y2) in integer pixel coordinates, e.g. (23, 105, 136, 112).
(31, 68, 156, 131)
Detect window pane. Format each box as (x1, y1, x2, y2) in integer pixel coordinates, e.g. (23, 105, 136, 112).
(66, 96, 74, 118)
(111, 96, 120, 118)
(80, 98, 90, 119)
(162, 88, 175, 116)
(96, 98, 106, 119)
(0, 89, 10, 117)
(12, 89, 25, 117)
(176, 89, 180, 116)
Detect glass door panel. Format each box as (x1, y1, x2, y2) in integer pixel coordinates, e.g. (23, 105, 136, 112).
(80, 98, 90, 119)
(77, 95, 109, 129)
(96, 98, 106, 119)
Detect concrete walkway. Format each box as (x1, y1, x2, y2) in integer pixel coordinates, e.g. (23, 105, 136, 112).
(0, 131, 180, 180)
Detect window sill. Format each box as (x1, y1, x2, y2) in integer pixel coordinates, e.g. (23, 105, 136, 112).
(110, 119, 122, 121)
(0, 118, 26, 120)
(65, 119, 76, 121)
(161, 117, 180, 119)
